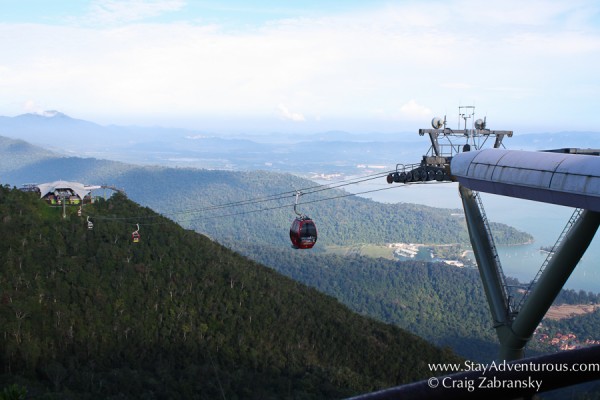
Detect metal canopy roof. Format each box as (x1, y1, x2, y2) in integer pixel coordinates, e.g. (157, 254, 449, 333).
(450, 148, 600, 212)
(36, 180, 102, 200)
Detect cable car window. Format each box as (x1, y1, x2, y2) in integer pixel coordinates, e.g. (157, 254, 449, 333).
(301, 222, 316, 236)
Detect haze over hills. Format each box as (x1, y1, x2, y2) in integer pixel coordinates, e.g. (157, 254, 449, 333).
(0, 111, 420, 174)
(2, 111, 598, 176)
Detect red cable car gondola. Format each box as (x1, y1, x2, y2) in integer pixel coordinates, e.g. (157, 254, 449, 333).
(289, 191, 317, 249)
(290, 216, 317, 249)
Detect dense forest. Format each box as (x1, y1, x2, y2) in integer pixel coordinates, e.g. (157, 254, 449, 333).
(229, 242, 600, 363)
(0, 185, 462, 398)
(231, 243, 500, 361)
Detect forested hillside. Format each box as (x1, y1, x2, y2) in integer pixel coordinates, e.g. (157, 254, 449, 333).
(231, 242, 600, 364)
(140, 168, 531, 248)
(0, 137, 57, 173)
(0, 136, 532, 250)
(229, 243, 498, 361)
(0, 185, 462, 398)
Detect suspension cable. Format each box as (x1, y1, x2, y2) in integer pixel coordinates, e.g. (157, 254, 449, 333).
(194, 184, 411, 221)
(85, 180, 452, 227)
(83, 169, 396, 223)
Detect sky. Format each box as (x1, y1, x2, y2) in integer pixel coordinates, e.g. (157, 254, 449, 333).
(1, 0, 599, 134)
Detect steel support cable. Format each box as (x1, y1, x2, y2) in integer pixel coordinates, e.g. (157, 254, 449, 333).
(82, 170, 396, 222)
(178, 185, 404, 222)
(168, 171, 395, 218)
(84, 180, 450, 226)
(181, 181, 452, 222)
(84, 182, 410, 226)
(164, 169, 395, 216)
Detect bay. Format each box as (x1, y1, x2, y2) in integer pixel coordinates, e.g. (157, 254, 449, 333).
(341, 179, 600, 293)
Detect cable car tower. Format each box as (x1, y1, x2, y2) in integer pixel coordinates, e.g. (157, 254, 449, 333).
(452, 147, 600, 361)
(386, 106, 512, 184)
(387, 106, 600, 361)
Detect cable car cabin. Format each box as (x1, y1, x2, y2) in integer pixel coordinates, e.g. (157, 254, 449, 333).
(290, 217, 317, 249)
(132, 231, 140, 243)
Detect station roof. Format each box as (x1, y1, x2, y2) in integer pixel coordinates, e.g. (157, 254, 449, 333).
(36, 180, 102, 200)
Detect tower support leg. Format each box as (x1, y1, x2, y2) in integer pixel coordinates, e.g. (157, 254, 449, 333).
(459, 185, 513, 354)
(505, 209, 600, 359)
(460, 184, 600, 360)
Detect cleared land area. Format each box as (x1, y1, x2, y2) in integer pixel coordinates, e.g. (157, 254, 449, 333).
(545, 304, 600, 320)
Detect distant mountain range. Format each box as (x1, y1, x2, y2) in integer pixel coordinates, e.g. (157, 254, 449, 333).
(0, 111, 419, 173)
(4, 110, 596, 176)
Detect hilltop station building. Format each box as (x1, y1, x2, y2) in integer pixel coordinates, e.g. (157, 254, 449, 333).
(27, 180, 102, 205)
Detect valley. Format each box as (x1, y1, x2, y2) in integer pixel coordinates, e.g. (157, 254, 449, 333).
(1, 114, 600, 398)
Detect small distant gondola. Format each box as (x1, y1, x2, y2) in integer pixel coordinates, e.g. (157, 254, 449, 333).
(289, 191, 317, 249)
(132, 224, 140, 243)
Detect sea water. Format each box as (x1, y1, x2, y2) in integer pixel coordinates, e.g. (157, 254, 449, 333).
(343, 180, 600, 293)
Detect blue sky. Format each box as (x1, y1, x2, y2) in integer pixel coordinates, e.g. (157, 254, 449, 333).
(1, 0, 599, 134)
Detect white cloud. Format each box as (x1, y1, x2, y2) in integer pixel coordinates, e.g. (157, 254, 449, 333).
(399, 100, 432, 119)
(0, 0, 599, 131)
(278, 104, 306, 122)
